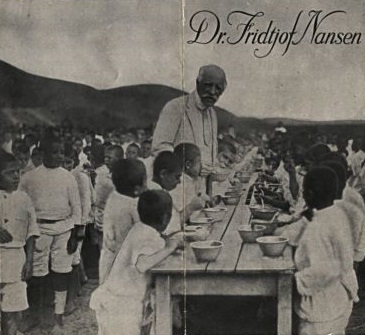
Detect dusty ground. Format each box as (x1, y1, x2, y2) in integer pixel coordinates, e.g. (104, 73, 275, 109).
(23, 265, 365, 335)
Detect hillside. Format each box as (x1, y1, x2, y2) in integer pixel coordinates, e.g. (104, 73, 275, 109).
(1, 60, 364, 138)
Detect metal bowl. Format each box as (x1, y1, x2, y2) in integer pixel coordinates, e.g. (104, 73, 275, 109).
(189, 217, 215, 225)
(249, 205, 277, 221)
(202, 207, 228, 222)
(256, 236, 289, 257)
(184, 226, 209, 242)
(222, 196, 240, 206)
(250, 219, 278, 235)
(190, 240, 223, 262)
(237, 225, 266, 243)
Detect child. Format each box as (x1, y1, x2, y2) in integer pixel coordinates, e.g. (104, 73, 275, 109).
(171, 143, 210, 228)
(30, 147, 42, 168)
(13, 142, 32, 176)
(212, 140, 237, 196)
(18, 136, 81, 331)
(0, 153, 39, 335)
(320, 160, 365, 267)
(63, 146, 94, 313)
(90, 190, 183, 335)
(140, 139, 152, 160)
(148, 151, 182, 191)
(93, 144, 113, 249)
(104, 145, 124, 172)
(126, 142, 140, 160)
(294, 166, 358, 335)
(99, 159, 146, 284)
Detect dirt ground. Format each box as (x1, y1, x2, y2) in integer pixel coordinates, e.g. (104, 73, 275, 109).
(23, 262, 365, 335)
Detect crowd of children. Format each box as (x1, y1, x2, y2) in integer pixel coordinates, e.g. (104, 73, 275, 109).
(0, 121, 364, 335)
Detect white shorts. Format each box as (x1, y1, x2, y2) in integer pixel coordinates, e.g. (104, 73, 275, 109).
(298, 301, 353, 335)
(0, 282, 28, 312)
(33, 231, 73, 276)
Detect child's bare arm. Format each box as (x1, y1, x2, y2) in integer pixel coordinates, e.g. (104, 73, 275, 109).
(136, 237, 182, 273)
(22, 236, 36, 281)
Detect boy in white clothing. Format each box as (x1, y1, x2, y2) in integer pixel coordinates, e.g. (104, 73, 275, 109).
(99, 159, 146, 284)
(18, 137, 81, 331)
(90, 190, 183, 335)
(0, 153, 39, 335)
(171, 143, 210, 226)
(294, 167, 358, 335)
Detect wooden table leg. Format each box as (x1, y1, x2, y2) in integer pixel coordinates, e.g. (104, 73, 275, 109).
(155, 275, 172, 335)
(277, 274, 292, 335)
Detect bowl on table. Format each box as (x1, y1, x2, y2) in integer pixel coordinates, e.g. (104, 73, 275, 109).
(250, 219, 278, 235)
(190, 240, 223, 262)
(202, 207, 228, 222)
(225, 190, 243, 197)
(221, 195, 240, 206)
(189, 217, 216, 225)
(249, 205, 278, 221)
(211, 169, 231, 182)
(256, 236, 289, 257)
(236, 172, 251, 184)
(184, 226, 209, 242)
(237, 225, 266, 243)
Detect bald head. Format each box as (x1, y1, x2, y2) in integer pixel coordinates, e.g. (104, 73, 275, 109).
(196, 64, 227, 108)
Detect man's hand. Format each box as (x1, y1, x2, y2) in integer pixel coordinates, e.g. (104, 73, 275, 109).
(22, 261, 33, 281)
(67, 232, 78, 254)
(0, 227, 13, 243)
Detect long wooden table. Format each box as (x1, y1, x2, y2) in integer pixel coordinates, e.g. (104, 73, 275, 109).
(151, 175, 295, 335)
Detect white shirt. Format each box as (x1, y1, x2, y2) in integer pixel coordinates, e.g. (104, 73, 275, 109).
(0, 190, 39, 248)
(294, 206, 358, 322)
(18, 165, 81, 235)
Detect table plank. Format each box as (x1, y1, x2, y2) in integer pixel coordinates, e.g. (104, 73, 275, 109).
(206, 196, 251, 273)
(152, 197, 235, 274)
(236, 242, 295, 273)
(170, 275, 277, 296)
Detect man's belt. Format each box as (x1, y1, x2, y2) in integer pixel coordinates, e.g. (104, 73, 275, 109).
(37, 218, 64, 224)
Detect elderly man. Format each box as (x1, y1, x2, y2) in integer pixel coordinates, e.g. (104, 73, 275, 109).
(152, 64, 227, 172)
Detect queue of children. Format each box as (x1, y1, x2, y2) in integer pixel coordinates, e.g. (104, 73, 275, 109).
(0, 122, 364, 335)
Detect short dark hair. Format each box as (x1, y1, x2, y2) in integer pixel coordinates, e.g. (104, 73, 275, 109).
(90, 144, 105, 166)
(319, 152, 348, 171)
(218, 140, 236, 155)
(305, 143, 331, 164)
(112, 159, 146, 195)
(0, 152, 17, 172)
(153, 151, 182, 179)
(106, 145, 124, 158)
(304, 166, 338, 205)
(40, 135, 62, 154)
(320, 160, 347, 199)
(174, 143, 200, 165)
(138, 190, 172, 227)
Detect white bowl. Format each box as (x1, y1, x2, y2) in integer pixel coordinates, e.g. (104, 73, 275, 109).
(189, 217, 215, 225)
(249, 205, 278, 221)
(184, 226, 209, 242)
(211, 169, 231, 182)
(237, 225, 266, 243)
(190, 240, 223, 262)
(202, 207, 228, 222)
(222, 196, 240, 206)
(256, 236, 289, 257)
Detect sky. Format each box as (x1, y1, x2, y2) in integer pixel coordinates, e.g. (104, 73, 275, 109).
(0, 0, 364, 120)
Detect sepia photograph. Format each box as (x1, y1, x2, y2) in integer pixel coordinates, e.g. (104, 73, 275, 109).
(0, 1, 364, 334)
